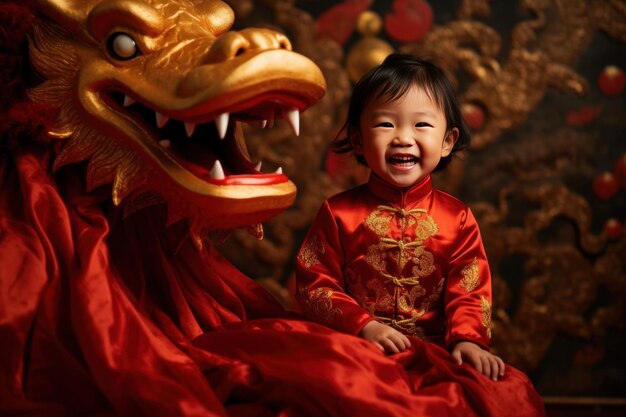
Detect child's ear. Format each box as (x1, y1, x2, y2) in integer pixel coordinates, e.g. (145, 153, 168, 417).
(441, 128, 459, 157)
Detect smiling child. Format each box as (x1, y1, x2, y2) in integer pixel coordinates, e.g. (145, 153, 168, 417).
(296, 53, 503, 380)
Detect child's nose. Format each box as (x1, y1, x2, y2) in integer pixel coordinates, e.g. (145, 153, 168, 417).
(392, 132, 415, 146)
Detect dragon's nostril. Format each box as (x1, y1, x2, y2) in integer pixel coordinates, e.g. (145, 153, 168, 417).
(205, 29, 294, 64)
(275, 34, 292, 51)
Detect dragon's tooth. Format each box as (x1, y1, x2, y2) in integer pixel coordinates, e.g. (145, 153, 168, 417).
(123, 95, 136, 107)
(255, 161, 262, 171)
(275, 167, 282, 174)
(261, 120, 267, 128)
(185, 122, 196, 137)
(159, 139, 171, 148)
(216, 113, 229, 140)
(209, 160, 225, 180)
(156, 112, 169, 128)
(285, 108, 300, 136)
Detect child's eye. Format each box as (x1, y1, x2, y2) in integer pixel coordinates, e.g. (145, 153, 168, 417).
(415, 122, 432, 128)
(375, 122, 394, 128)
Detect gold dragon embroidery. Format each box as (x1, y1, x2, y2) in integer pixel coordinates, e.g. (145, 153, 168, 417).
(299, 287, 342, 324)
(364, 207, 393, 236)
(361, 205, 440, 335)
(459, 257, 480, 293)
(480, 296, 492, 339)
(297, 234, 325, 269)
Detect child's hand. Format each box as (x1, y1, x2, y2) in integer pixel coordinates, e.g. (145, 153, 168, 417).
(451, 341, 505, 381)
(359, 321, 411, 354)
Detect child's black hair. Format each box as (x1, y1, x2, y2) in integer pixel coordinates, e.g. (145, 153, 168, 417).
(333, 53, 471, 172)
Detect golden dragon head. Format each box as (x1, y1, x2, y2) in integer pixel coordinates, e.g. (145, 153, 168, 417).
(28, 0, 326, 233)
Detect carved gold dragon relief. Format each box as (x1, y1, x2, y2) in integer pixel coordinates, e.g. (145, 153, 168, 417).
(29, 0, 326, 242)
(421, 0, 622, 151)
(457, 108, 625, 373)
(401, 0, 601, 150)
(471, 180, 624, 371)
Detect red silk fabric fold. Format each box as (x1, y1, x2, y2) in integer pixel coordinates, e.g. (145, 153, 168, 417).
(0, 145, 545, 416)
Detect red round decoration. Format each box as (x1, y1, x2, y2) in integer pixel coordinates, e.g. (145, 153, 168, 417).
(384, 0, 433, 43)
(614, 154, 626, 189)
(315, 0, 373, 45)
(461, 103, 485, 131)
(598, 65, 625, 97)
(593, 172, 619, 200)
(603, 218, 624, 240)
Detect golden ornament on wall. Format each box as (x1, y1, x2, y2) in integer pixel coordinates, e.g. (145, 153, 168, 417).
(345, 11, 394, 83)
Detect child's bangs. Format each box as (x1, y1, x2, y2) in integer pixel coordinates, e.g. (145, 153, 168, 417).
(374, 68, 445, 111)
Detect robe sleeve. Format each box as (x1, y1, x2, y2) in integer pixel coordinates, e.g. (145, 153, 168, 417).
(295, 201, 377, 335)
(443, 207, 493, 351)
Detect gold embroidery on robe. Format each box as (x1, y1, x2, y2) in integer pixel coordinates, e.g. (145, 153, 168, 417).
(392, 278, 443, 332)
(411, 246, 436, 278)
(398, 284, 426, 313)
(480, 296, 492, 338)
(297, 234, 325, 269)
(414, 216, 438, 243)
(365, 244, 387, 272)
(365, 208, 392, 237)
(378, 310, 426, 336)
(460, 258, 480, 293)
(299, 287, 342, 324)
(361, 205, 440, 334)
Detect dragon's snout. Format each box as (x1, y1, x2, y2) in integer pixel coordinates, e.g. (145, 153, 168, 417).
(205, 28, 292, 64)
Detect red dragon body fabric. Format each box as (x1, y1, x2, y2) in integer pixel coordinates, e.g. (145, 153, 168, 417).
(0, 1, 545, 416)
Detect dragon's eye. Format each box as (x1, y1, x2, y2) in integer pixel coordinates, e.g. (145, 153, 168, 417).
(107, 32, 140, 60)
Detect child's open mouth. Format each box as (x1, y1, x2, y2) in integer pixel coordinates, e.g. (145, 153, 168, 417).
(388, 155, 419, 168)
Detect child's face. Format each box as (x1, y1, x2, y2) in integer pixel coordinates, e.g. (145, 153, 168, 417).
(355, 84, 458, 188)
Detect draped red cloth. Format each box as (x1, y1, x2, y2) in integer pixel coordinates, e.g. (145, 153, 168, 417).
(0, 143, 546, 416)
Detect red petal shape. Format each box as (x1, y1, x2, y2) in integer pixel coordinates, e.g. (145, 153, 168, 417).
(384, 0, 433, 43)
(315, 0, 373, 45)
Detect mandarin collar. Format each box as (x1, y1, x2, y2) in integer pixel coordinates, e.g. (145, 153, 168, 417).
(367, 173, 433, 207)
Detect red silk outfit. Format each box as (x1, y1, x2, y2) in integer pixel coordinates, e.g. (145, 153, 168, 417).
(297, 174, 492, 348)
(295, 173, 546, 415)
